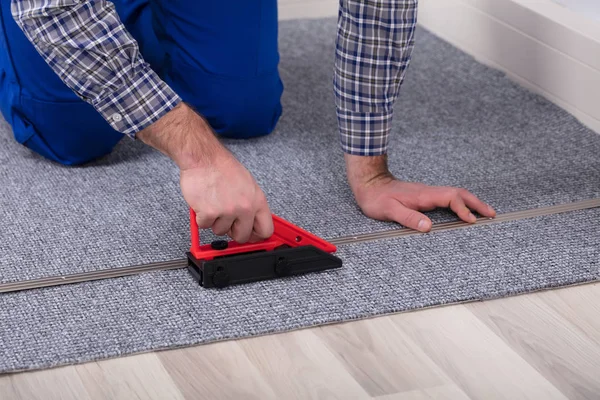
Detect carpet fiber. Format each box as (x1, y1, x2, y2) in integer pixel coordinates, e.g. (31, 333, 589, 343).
(0, 208, 598, 373)
(0, 18, 599, 373)
(1, 20, 599, 283)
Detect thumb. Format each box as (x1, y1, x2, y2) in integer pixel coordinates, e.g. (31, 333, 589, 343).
(252, 207, 274, 240)
(386, 200, 432, 232)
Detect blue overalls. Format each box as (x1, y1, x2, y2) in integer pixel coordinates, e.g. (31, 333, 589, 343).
(0, 0, 283, 165)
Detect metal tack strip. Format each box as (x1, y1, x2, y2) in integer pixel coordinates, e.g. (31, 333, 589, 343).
(1, 198, 598, 294)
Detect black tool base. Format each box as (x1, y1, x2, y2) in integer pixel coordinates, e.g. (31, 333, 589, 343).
(186, 245, 342, 288)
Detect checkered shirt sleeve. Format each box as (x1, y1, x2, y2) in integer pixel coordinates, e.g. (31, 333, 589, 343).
(335, 0, 418, 155)
(10, 0, 181, 137)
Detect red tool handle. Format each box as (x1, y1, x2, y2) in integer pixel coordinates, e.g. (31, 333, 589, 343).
(189, 208, 202, 255)
(188, 208, 336, 260)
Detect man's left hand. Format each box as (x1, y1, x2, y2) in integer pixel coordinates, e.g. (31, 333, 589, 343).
(345, 154, 497, 232)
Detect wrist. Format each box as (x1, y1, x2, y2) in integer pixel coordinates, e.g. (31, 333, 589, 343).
(344, 153, 393, 193)
(137, 102, 226, 170)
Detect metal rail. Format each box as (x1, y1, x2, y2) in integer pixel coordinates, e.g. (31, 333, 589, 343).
(331, 198, 600, 245)
(0, 260, 187, 294)
(1, 198, 598, 294)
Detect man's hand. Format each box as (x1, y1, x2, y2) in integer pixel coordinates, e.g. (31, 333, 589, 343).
(138, 103, 273, 243)
(345, 154, 496, 232)
(179, 156, 273, 243)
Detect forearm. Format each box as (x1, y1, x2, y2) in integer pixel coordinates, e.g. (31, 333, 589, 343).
(11, 0, 181, 136)
(335, 0, 418, 156)
(137, 103, 226, 171)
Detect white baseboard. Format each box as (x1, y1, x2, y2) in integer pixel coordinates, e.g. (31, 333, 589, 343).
(278, 0, 338, 20)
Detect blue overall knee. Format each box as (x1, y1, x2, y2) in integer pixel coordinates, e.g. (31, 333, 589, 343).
(0, 0, 162, 166)
(151, 0, 284, 138)
(0, 0, 283, 166)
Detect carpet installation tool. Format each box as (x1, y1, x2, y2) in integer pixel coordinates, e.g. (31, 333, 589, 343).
(186, 208, 342, 288)
(0, 198, 599, 293)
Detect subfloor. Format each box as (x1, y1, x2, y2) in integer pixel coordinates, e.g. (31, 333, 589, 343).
(2, 282, 599, 399)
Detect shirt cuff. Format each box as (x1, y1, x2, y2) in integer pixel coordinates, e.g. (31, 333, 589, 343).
(336, 109, 393, 156)
(93, 62, 182, 138)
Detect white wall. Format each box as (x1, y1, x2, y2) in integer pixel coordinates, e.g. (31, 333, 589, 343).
(277, 0, 600, 134)
(417, 0, 600, 134)
(551, 0, 600, 22)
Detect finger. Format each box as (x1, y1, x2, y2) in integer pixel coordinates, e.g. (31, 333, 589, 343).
(252, 207, 274, 240)
(211, 216, 236, 236)
(460, 190, 496, 218)
(230, 216, 254, 244)
(227, 229, 263, 244)
(416, 187, 458, 210)
(449, 195, 477, 223)
(196, 210, 219, 230)
(386, 200, 432, 232)
(248, 232, 266, 243)
(428, 187, 494, 220)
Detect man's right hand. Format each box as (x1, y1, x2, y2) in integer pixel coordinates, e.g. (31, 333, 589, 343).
(137, 103, 273, 243)
(179, 155, 273, 243)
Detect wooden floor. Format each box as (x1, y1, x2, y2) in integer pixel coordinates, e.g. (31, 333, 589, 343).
(2, 282, 600, 400)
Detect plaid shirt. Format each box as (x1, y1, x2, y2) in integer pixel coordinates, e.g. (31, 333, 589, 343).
(11, 0, 417, 156)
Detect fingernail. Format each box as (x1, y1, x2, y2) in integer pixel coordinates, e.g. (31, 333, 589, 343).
(469, 212, 476, 222)
(418, 219, 427, 231)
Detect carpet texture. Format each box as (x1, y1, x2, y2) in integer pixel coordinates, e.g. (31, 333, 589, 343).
(0, 17, 599, 372)
(0, 19, 599, 283)
(0, 208, 598, 373)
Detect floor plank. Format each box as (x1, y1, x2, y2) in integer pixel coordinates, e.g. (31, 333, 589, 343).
(539, 283, 600, 346)
(3, 365, 92, 400)
(468, 289, 600, 400)
(239, 329, 371, 399)
(75, 353, 185, 400)
(158, 340, 277, 400)
(0, 375, 21, 400)
(4, 284, 600, 399)
(374, 384, 471, 400)
(391, 304, 568, 400)
(314, 316, 448, 396)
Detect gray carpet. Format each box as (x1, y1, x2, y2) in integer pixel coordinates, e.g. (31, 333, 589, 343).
(1, 19, 599, 283)
(0, 17, 599, 372)
(0, 208, 598, 373)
